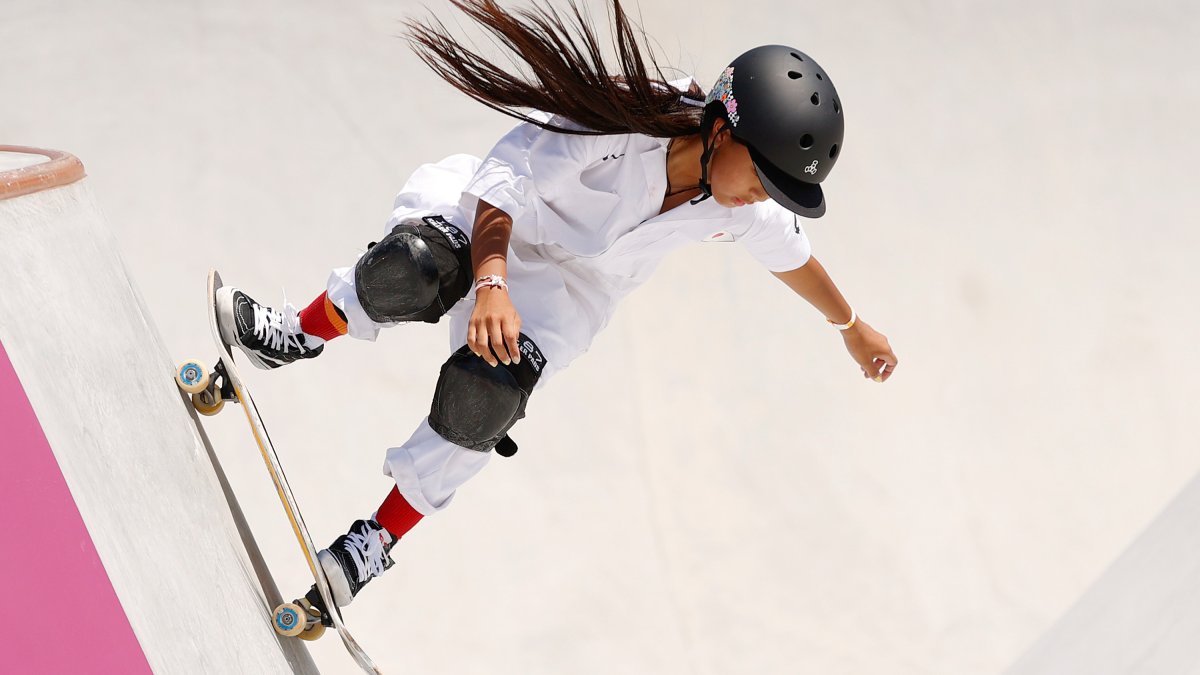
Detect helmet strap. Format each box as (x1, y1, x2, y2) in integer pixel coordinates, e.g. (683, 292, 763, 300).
(691, 112, 719, 205)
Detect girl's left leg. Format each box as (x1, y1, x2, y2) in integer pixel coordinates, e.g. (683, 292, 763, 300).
(310, 329, 550, 612)
(306, 259, 580, 615)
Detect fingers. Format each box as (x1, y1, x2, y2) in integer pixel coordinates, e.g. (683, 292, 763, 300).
(878, 350, 898, 382)
(468, 310, 521, 367)
(468, 320, 495, 367)
(863, 352, 898, 383)
(488, 316, 511, 366)
(506, 323, 522, 365)
(467, 310, 498, 367)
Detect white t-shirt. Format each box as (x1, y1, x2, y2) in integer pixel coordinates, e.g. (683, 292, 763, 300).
(365, 105, 814, 368)
(462, 113, 813, 297)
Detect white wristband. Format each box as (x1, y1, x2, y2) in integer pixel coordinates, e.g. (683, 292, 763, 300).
(828, 308, 856, 331)
(474, 274, 508, 292)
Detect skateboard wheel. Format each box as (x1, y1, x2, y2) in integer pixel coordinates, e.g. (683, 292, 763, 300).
(272, 603, 306, 638)
(297, 621, 326, 641)
(191, 389, 225, 416)
(175, 359, 210, 394)
(296, 597, 328, 641)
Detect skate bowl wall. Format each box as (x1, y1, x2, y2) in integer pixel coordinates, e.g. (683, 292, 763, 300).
(0, 147, 317, 674)
(1005, 472, 1200, 675)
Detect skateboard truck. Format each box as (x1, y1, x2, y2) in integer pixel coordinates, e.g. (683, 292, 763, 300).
(175, 359, 236, 416)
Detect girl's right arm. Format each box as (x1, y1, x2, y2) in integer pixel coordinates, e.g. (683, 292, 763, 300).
(467, 199, 522, 367)
(461, 121, 604, 367)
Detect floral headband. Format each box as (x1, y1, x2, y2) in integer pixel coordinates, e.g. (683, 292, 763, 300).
(704, 67, 740, 127)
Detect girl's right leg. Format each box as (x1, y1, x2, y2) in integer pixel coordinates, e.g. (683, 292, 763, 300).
(219, 154, 482, 370)
(217, 214, 473, 369)
(214, 286, 330, 370)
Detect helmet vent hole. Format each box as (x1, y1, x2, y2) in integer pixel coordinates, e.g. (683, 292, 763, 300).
(791, 52, 804, 61)
(788, 71, 803, 79)
(833, 99, 840, 113)
(829, 144, 839, 159)
(810, 92, 820, 106)
(799, 134, 814, 149)
(816, 73, 824, 81)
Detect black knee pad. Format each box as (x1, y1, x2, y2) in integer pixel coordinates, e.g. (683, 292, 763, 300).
(355, 215, 472, 324)
(429, 334, 547, 453)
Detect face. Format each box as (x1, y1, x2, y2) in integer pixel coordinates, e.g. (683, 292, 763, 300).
(706, 122, 769, 208)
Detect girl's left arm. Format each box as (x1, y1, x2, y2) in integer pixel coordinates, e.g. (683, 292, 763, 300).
(772, 256, 898, 383)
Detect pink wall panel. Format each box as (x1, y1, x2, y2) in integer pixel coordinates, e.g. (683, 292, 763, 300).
(0, 339, 152, 674)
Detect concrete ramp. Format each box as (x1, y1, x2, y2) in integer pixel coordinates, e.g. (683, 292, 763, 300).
(1006, 473, 1200, 675)
(0, 147, 318, 674)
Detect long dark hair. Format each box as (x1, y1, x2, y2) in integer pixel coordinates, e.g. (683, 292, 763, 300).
(404, 0, 707, 138)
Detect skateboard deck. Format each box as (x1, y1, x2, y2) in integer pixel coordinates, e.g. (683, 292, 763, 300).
(175, 269, 382, 674)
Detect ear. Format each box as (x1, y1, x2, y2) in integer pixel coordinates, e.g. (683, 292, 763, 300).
(708, 118, 732, 146)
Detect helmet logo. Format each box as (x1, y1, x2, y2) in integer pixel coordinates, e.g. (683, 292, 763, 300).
(705, 67, 741, 127)
(804, 160, 819, 175)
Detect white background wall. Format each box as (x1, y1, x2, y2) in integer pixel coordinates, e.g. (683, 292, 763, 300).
(4, 1, 1198, 673)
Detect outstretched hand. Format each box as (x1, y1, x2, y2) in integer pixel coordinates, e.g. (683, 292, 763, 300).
(467, 286, 522, 367)
(841, 319, 897, 383)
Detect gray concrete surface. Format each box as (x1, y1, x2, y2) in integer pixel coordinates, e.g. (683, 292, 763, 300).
(4, 0, 1198, 673)
(0, 174, 319, 674)
(1007, 471, 1200, 675)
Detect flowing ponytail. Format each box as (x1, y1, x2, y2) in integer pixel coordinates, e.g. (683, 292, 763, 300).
(404, 0, 706, 137)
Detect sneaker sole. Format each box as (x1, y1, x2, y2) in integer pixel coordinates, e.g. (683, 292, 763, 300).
(317, 549, 355, 608)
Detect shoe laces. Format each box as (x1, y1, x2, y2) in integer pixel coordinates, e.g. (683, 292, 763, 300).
(344, 526, 390, 582)
(251, 291, 308, 354)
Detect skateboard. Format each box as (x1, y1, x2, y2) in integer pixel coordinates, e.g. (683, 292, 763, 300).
(174, 269, 382, 674)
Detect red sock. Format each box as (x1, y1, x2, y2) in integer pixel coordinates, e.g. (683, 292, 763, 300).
(374, 487, 424, 540)
(298, 292, 347, 341)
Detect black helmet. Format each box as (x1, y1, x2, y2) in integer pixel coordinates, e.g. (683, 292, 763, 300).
(703, 45, 845, 218)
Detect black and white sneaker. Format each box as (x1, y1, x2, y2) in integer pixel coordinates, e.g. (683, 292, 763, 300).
(216, 287, 323, 370)
(315, 519, 396, 608)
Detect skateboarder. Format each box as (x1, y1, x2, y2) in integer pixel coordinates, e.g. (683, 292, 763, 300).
(217, 0, 898, 623)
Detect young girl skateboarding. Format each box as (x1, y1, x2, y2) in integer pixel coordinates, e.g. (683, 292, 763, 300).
(218, 0, 897, 631)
